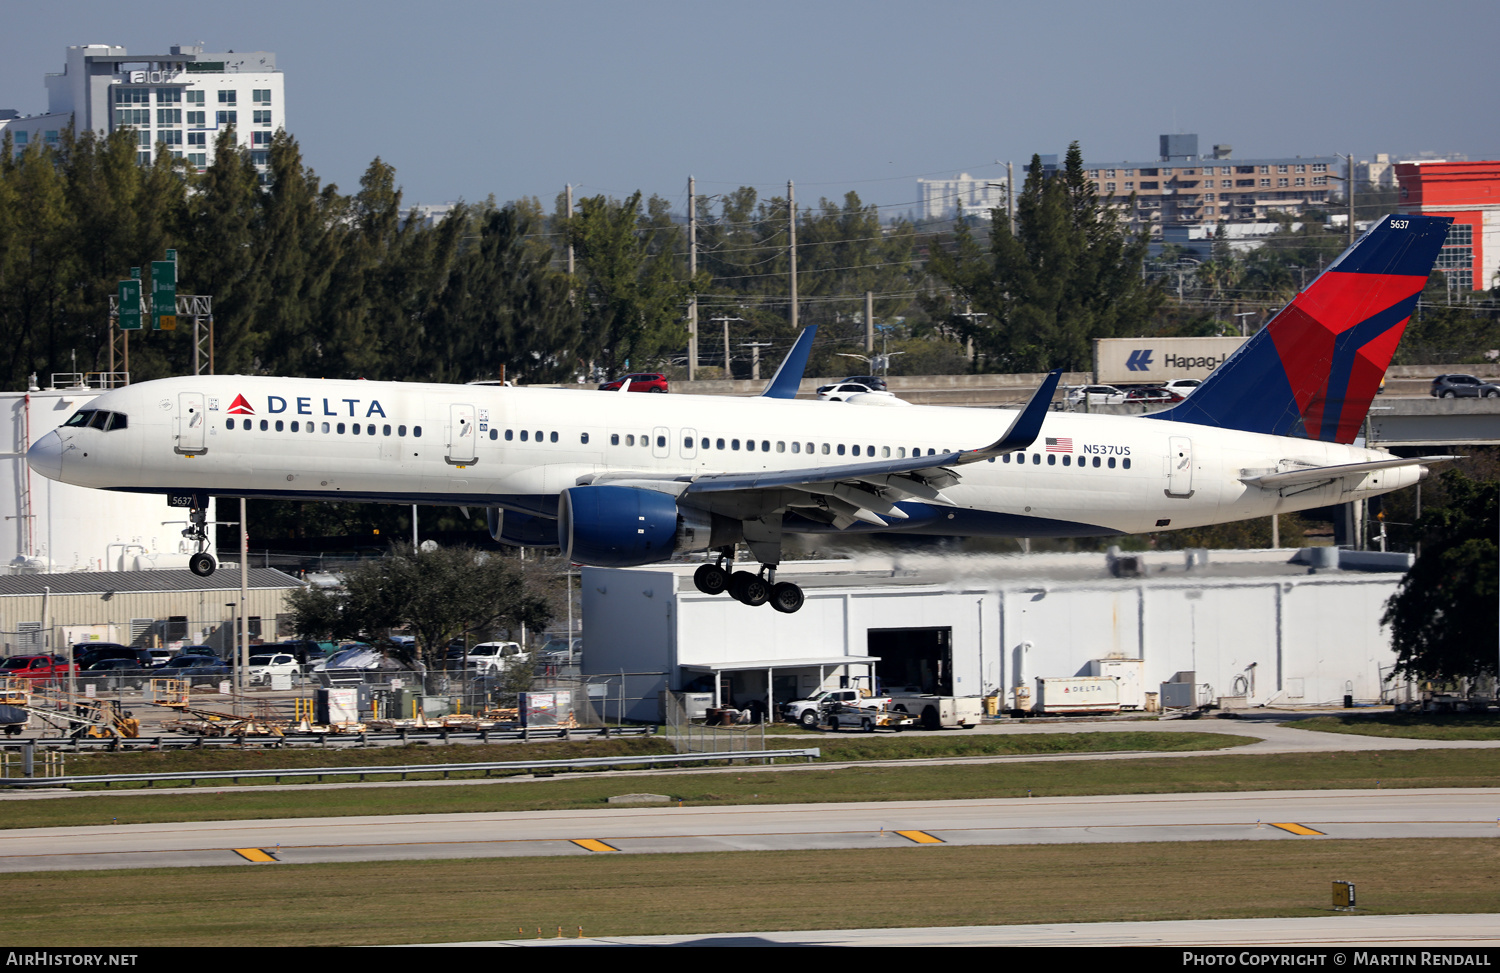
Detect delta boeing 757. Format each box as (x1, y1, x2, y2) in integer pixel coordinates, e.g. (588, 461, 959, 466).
(27, 214, 1454, 613)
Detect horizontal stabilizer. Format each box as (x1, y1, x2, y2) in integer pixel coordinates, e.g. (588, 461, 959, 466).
(1239, 455, 1458, 489)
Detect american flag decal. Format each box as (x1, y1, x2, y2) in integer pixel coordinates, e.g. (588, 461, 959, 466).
(1045, 437, 1073, 453)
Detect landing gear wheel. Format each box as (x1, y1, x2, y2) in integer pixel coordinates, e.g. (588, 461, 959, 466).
(189, 552, 217, 577)
(769, 581, 804, 614)
(693, 563, 729, 596)
(728, 570, 769, 606)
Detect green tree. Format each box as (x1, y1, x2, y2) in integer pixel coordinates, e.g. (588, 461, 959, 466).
(287, 545, 552, 672)
(429, 203, 580, 384)
(567, 192, 693, 374)
(926, 143, 1162, 372)
(1382, 468, 1499, 681)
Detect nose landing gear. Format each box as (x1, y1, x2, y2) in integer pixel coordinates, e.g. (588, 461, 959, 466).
(692, 547, 803, 612)
(183, 503, 216, 577)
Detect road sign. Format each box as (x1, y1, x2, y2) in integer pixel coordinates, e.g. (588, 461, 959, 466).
(117, 280, 142, 330)
(151, 260, 176, 330)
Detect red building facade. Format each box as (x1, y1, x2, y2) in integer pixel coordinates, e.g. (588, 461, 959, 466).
(1394, 160, 1500, 292)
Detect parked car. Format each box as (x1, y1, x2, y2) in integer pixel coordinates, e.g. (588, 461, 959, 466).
(0, 655, 77, 680)
(816, 375, 887, 394)
(245, 653, 300, 686)
(74, 644, 155, 669)
(1430, 374, 1500, 398)
(156, 654, 231, 683)
(1122, 387, 1183, 405)
(1066, 385, 1126, 406)
(816, 382, 905, 405)
(537, 637, 582, 664)
(466, 641, 529, 672)
(273, 640, 331, 670)
(81, 658, 149, 690)
(598, 373, 668, 393)
(1161, 379, 1201, 396)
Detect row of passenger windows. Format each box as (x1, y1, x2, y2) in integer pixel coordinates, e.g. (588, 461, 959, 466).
(63, 409, 128, 431)
(483, 427, 1134, 470)
(225, 417, 422, 437)
(1001, 452, 1131, 469)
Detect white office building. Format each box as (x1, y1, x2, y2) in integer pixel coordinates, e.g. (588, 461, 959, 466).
(916, 172, 1008, 221)
(1, 44, 284, 174)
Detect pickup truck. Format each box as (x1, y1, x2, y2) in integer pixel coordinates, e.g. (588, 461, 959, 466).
(782, 689, 890, 729)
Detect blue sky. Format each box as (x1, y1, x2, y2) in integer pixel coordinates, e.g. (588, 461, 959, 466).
(7, 0, 1497, 219)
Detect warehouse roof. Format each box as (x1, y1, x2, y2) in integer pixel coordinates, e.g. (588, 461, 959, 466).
(0, 568, 305, 597)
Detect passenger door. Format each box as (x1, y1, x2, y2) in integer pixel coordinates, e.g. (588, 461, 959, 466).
(447, 403, 477, 465)
(175, 392, 207, 455)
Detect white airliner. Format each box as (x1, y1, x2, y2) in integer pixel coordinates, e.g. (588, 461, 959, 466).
(27, 215, 1454, 613)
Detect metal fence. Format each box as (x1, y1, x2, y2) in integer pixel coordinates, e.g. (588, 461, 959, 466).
(662, 691, 768, 755)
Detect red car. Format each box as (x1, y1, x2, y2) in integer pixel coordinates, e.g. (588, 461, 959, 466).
(0, 655, 77, 680)
(598, 373, 668, 393)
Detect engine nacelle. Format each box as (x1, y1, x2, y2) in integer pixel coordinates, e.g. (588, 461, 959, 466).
(557, 485, 733, 567)
(486, 507, 558, 547)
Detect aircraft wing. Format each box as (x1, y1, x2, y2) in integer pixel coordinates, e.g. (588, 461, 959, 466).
(1239, 455, 1458, 489)
(678, 370, 1062, 525)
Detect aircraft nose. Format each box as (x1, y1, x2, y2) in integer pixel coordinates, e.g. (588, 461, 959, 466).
(27, 431, 63, 481)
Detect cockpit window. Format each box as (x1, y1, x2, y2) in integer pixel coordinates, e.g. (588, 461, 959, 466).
(62, 409, 127, 431)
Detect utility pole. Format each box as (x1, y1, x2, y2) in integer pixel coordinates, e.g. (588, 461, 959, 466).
(688, 176, 698, 381)
(740, 341, 773, 381)
(1347, 151, 1355, 248)
(956, 304, 987, 361)
(565, 184, 574, 276)
(710, 315, 742, 377)
(1007, 161, 1015, 235)
(865, 291, 874, 353)
(788, 180, 798, 331)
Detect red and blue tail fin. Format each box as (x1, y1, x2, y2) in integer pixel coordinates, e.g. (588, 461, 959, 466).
(1149, 214, 1452, 443)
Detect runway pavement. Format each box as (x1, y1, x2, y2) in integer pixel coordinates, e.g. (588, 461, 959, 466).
(2, 787, 1496, 872)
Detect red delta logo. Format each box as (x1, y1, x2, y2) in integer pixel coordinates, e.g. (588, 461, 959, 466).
(227, 394, 255, 415)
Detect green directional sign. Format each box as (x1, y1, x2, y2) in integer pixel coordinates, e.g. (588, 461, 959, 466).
(151, 259, 176, 330)
(118, 280, 142, 330)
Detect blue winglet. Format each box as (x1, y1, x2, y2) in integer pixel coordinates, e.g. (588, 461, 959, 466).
(759, 325, 818, 399)
(980, 369, 1062, 455)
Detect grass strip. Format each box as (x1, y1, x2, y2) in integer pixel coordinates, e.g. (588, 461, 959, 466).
(28, 729, 1245, 784)
(3, 748, 1497, 831)
(1290, 713, 1500, 740)
(2, 838, 1497, 946)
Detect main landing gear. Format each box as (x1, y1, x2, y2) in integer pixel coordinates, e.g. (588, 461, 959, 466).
(692, 548, 805, 613)
(184, 503, 216, 578)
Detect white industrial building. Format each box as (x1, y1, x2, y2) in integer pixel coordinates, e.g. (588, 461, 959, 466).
(1, 379, 214, 575)
(2, 43, 284, 173)
(582, 548, 1412, 722)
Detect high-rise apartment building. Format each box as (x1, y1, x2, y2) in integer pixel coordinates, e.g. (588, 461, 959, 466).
(1, 43, 284, 173)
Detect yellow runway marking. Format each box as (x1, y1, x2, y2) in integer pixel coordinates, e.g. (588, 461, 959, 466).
(232, 848, 279, 862)
(1269, 822, 1325, 836)
(570, 839, 619, 852)
(895, 830, 944, 844)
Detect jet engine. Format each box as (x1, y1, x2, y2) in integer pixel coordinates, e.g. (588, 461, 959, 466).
(557, 485, 736, 567)
(486, 507, 558, 548)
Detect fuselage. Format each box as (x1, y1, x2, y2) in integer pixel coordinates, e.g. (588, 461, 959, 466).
(27, 374, 1422, 539)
